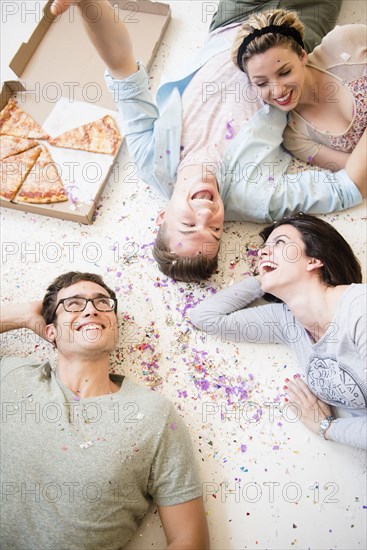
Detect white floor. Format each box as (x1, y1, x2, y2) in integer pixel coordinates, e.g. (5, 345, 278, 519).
(1, 2, 366, 549)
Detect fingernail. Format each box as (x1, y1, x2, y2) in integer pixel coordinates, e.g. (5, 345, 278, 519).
(285, 398, 289, 402)
(283, 385, 288, 390)
(293, 374, 299, 379)
(285, 378, 289, 382)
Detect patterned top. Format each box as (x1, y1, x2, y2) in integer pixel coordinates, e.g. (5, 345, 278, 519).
(328, 76, 367, 152)
(283, 24, 367, 163)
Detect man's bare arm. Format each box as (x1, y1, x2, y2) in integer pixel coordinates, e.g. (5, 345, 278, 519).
(51, 0, 138, 79)
(158, 497, 210, 549)
(0, 302, 46, 338)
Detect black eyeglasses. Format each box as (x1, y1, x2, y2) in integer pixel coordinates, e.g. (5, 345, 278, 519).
(53, 296, 117, 317)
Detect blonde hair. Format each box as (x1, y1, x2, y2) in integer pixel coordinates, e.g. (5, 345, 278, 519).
(232, 9, 305, 73)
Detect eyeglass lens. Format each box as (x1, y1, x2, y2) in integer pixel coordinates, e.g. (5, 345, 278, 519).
(63, 297, 115, 312)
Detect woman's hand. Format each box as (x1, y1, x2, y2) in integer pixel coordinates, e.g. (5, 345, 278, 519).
(284, 375, 333, 436)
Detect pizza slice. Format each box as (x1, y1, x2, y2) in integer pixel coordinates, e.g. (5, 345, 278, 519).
(16, 145, 68, 204)
(0, 135, 39, 160)
(0, 146, 42, 201)
(48, 115, 122, 155)
(0, 98, 49, 140)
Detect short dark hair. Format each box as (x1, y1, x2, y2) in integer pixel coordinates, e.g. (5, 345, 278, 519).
(42, 272, 117, 324)
(260, 214, 362, 286)
(152, 225, 219, 282)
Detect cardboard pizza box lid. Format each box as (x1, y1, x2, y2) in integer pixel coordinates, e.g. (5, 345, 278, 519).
(0, 0, 171, 224)
(1, 0, 171, 116)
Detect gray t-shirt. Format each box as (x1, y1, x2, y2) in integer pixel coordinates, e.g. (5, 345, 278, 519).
(0, 358, 201, 549)
(190, 278, 367, 449)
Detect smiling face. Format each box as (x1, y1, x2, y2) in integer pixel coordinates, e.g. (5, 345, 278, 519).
(246, 45, 307, 111)
(45, 280, 118, 358)
(258, 225, 323, 296)
(156, 165, 225, 258)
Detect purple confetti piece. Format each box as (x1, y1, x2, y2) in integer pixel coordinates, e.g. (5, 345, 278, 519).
(225, 119, 234, 140)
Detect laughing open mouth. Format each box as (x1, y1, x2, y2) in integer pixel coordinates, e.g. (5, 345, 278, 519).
(77, 323, 104, 332)
(275, 91, 292, 106)
(260, 262, 277, 275)
(191, 190, 214, 202)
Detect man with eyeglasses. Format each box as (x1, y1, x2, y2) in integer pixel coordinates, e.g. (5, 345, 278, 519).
(0, 272, 209, 549)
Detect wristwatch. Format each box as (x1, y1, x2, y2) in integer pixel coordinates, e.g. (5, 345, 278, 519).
(319, 415, 336, 439)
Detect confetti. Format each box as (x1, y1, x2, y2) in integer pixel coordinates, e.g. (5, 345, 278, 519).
(1, 10, 365, 548)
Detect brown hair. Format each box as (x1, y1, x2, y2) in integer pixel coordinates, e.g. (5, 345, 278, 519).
(260, 214, 362, 286)
(152, 225, 219, 282)
(42, 272, 117, 324)
(233, 9, 305, 73)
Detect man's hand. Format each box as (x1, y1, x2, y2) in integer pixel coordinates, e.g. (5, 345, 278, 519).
(0, 301, 47, 340)
(50, 0, 83, 15)
(285, 375, 333, 437)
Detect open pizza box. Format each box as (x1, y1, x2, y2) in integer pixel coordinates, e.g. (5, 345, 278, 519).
(0, 0, 171, 224)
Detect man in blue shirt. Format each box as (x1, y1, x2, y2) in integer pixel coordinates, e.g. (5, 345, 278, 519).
(52, 0, 365, 282)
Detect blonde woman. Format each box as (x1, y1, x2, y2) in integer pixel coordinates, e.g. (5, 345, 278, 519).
(233, 9, 367, 170)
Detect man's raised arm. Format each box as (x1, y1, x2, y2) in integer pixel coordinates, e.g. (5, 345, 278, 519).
(51, 0, 138, 79)
(0, 302, 46, 338)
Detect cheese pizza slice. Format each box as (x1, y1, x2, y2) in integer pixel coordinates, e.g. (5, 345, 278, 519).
(0, 135, 39, 160)
(16, 145, 68, 204)
(0, 98, 49, 140)
(0, 146, 42, 201)
(48, 115, 122, 155)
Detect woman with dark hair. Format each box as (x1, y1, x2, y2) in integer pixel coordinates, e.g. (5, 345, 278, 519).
(189, 214, 366, 449)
